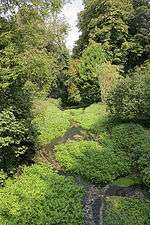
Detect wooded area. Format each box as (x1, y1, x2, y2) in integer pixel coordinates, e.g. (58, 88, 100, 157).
(0, 0, 150, 224)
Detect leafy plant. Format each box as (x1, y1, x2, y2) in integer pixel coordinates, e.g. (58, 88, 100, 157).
(104, 197, 150, 225)
(55, 140, 131, 183)
(0, 165, 84, 225)
(33, 99, 71, 144)
(107, 61, 150, 124)
(111, 123, 148, 159)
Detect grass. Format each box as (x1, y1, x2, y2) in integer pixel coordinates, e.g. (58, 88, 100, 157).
(104, 197, 150, 225)
(0, 165, 84, 225)
(55, 140, 131, 183)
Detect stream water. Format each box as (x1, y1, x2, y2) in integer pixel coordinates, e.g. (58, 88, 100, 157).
(38, 126, 149, 225)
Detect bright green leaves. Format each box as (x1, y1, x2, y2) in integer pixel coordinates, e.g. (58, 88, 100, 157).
(55, 140, 131, 183)
(0, 164, 84, 225)
(0, 109, 32, 171)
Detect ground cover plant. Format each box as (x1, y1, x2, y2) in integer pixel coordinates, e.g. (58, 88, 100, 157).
(33, 99, 71, 144)
(104, 197, 150, 225)
(67, 103, 108, 133)
(111, 123, 149, 158)
(55, 140, 131, 183)
(34, 100, 108, 145)
(113, 176, 142, 187)
(0, 165, 84, 225)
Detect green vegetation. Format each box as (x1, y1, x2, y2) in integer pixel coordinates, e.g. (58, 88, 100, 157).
(0, 165, 84, 225)
(113, 176, 142, 187)
(33, 99, 71, 144)
(55, 140, 131, 183)
(69, 103, 108, 133)
(34, 101, 108, 144)
(111, 123, 148, 156)
(0, 0, 150, 224)
(104, 197, 150, 225)
(107, 61, 150, 124)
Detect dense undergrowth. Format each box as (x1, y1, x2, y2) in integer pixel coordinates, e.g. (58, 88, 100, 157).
(0, 165, 84, 225)
(55, 140, 131, 183)
(104, 197, 150, 225)
(1, 0, 150, 224)
(33, 99, 108, 145)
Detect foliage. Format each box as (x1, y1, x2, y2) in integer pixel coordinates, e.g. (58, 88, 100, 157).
(0, 170, 7, 187)
(113, 176, 142, 187)
(55, 140, 131, 183)
(0, 0, 68, 173)
(65, 42, 106, 106)
(104, 197, 150, 225)
(20, 49, 57, 96)
(64, 59, 81, 105)
(0, 41, 36, 172)
(98, 62, 120, 103)
(74, 0, 150, 71)
(126, 0, 150, 70)
(107, 61, 150, 123)
(0, 109, 35, 171)
(138, 141, 150, 170)
(68, 103, 108, 133)
(111, 123, 148, 158)
(0, 164, 84, 225)
(77, 42, 106, 104)
(33, 99, 71, 144)
(74, 0, 134, 68)
(0, 0, 67, 14)
(142, 166, 150, 189)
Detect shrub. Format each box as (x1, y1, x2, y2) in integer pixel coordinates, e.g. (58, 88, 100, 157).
(21, 49, 57, 97)
(0, 45, 36, 172)
(55, 140, 131, 183)
(77, 42, 106, 105)
(138, 141, 150, 170)
(98, 62, 120, 103)
(107, 61, 150, 124)
(0, 109, 35, 171)
(0, 165, 84, 225)
(65, 59, 81, 105)
(104, 197, 150, 225)
(111, 123, 148, 159)
(142, 166, 150, 189)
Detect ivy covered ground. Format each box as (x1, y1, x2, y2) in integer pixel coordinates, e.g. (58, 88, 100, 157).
(1, 99, 150, 225)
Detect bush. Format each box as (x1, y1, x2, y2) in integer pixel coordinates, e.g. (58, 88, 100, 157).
(0, 165, 84, 225)
(142, 166, 150, 189)
(107, 61, 150, 124)
(0, 45, 36, 172)
(104, 197, 150, 225)
(0, 109, 35, 171)
(55, 140, 131, 183)
(111, 123, 148, 159)
(77, 42, 106, 105)
(98, 62, 120, 103)
(65, 43, 107, 106)
(138, 141, 150, 170)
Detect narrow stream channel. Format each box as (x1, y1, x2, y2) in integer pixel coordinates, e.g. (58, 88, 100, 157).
(37, 126, 149, 225)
